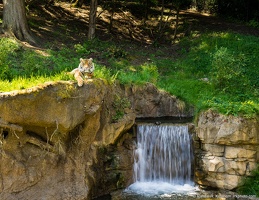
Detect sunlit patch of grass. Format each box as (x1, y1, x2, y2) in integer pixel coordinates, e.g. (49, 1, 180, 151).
(0, 73, 71, 92)
(117, 64, 159, 85)
(94, 66, 119, 84)
(204, 98, 259, 118)
(157, 78, 214, 113)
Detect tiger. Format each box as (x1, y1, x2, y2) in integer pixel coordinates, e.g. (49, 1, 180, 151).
(68, 58, 95, 87)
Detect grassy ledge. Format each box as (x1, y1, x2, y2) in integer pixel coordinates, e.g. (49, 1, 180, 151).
(0, 32, 258, 118)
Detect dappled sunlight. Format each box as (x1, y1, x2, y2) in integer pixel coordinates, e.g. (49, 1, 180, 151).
(18, 40, 51, 57)
(27, 1, 202, 45)
(208, 32, 232, 39)
(184, 9, 213, 17)
(197, 41, 209, 51)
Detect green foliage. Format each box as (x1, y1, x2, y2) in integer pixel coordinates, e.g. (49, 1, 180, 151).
(112, 95, 131, 122)
(0, 38, 21, 80)
(237, 165, 259, 197)
(205, 98, 259, 118)
(0, 32, 258, 118)
(102, 45, 128, 59)
(157, 78, 214, 114)
(0, 38, 20, 54)
(157, 32, 259, 117)
(210, 46, 251, 98)
(0, 38, 78, 81)
(118, 64, 159, 85)
(74, 43, 95, 56)
(0, 74, 71, 92)
(248, 19, 259, 28)
(94, 66, 119, 84)
(20, 51, 49, 76)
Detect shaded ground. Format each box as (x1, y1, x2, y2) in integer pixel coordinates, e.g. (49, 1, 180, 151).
(0, 1, 258, 54)
(181, 10, 259, 36)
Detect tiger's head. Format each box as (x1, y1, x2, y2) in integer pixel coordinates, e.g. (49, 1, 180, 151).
(78, 58, 95, 74)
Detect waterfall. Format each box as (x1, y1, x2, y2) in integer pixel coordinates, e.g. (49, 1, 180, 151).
(127, 123, 195, 196)
(133, 124, 192, 185)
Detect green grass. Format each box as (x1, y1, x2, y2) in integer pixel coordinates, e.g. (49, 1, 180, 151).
(0, 32, 258, 118)
(0, 74, 70, 92)
(155, 32, 259, 117)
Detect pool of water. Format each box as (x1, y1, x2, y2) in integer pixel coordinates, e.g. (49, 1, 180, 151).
(109, 181, 257, 200)
(111, 188, 257, 200)
(126, 182, 197, 196)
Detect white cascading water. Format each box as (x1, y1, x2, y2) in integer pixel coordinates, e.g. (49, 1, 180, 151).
(127, 124, 196, 196)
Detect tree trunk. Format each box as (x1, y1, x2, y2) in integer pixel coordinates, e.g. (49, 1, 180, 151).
(159, 0, 165, 31)
(2, 0, 36, 44)
(173, 7, 180, 40)
(143, 0, 150, 21)
(88, 0, 98, 40)
(109, 0, 115, 33)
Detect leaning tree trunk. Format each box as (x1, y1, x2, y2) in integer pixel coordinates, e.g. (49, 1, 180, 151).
(88, 0, 98, 40)
(2, 0, 36, 44)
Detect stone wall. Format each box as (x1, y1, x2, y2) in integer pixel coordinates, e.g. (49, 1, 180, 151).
(195, 109, 259, 190)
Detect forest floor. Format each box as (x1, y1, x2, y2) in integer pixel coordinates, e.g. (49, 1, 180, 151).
(0, 1, 259, 57)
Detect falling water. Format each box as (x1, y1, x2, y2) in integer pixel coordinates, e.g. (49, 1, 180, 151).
(127, 124, 195, 196)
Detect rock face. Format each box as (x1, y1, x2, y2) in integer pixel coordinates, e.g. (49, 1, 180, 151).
(2, 79, 257, 198)
(0, 79, 192, 200)
(195, 109, 259, 190)
(125, 83, 193, 118)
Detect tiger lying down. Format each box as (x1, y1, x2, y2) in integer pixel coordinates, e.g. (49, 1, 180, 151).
(68, 58, 95, 87)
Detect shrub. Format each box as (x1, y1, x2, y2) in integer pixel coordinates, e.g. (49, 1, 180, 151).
(112, 95, 131, 122)
(0, 38, 21, 81)
(237, 166, 259, 197)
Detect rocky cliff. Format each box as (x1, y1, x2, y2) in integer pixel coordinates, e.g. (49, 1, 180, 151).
(0, 79, 192, 200)
(195, 109, 259, 190)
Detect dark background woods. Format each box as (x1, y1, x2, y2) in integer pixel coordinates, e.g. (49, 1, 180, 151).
(1, 0, 259, 45)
